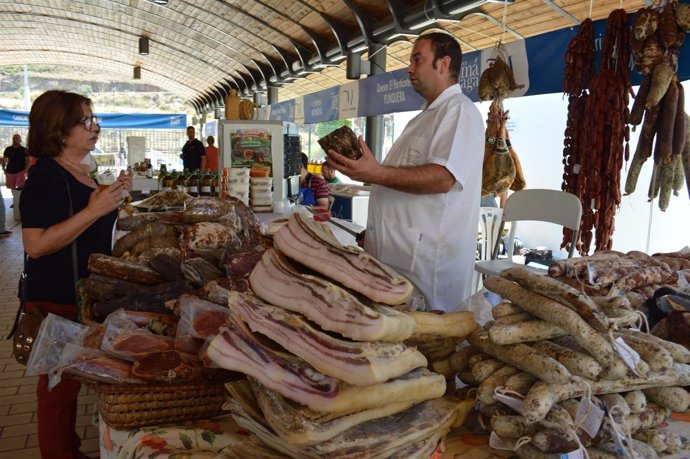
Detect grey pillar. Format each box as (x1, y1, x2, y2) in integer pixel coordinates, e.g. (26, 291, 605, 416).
(365, 43, 387, 162)
(267, 86, 279, 104)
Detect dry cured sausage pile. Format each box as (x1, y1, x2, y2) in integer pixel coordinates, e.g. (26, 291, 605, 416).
(625, 3, 690, 211)
(479, 46, 527, 197)
(547, 248, 690, 307)
(561, 9, 632, 255)
(450, 266, 690, 458)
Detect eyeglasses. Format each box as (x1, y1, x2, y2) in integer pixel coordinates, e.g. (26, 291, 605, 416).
(79, 116, 99, 131)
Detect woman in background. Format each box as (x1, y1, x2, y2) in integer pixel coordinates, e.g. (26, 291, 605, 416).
(20, 90, 130, 459)
(201, 135, 219, 173)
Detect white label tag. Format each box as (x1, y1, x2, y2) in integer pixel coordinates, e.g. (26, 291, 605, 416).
(560, 448, 586, 459)
(573, 164, 581, 174)
(613, 337, 641, 374)
(575, 397, 604, 438)
(606, 406, 635, 459)
(607, 285, 626, 298)
(484, 290, 503, 307)
(587, 262, 596, 284)
(494, 392, 524, 414)
(678, 271, 689, 288)
(489, 431, 516, 451)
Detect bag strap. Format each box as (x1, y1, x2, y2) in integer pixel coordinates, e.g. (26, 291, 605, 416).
(62, 171, 79, 286)
(6, 254, 28, 340)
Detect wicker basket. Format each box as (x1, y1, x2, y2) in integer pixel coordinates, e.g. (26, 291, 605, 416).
(95, 381, 227, 430)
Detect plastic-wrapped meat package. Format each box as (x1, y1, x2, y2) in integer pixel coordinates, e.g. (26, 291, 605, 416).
(101, 317, 174, 361)
(175, 294, 233, 354)
(48, 343, 146, 389)
(25, 314, 89, 377)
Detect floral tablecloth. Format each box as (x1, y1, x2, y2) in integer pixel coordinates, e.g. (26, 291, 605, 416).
(99, 415, 245, 459)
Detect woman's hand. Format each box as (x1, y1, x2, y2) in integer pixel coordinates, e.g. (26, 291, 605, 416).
(88, 182, 124, 217)
(118, 169, 133, 192)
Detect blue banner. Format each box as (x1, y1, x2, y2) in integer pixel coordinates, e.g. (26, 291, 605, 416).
(304, 86, 340, 123)
(0, 110, 186, 129)
(269, 100, 295, 121)
(0, 109, 29, 127)
(358, 69, 425, 117)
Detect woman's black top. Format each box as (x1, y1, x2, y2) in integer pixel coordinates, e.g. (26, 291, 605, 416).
(19, 157, 117, 304)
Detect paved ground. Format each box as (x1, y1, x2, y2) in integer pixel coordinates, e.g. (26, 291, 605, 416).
(0, 188, 100, 458)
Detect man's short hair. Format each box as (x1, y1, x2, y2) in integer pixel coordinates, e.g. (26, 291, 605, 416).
(300, 152, 309, 170)
(419, 32, 463, 83)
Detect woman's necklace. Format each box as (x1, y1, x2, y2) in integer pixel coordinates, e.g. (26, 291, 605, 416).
(57, 156, 96, 185)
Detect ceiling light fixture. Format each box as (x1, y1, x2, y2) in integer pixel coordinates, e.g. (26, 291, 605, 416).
(146, 0, 169, 5)
(133, 66, 142, 79)
(139, 36, 149, 55)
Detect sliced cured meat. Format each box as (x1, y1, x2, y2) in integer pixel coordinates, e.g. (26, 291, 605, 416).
(178, 294, 234, 338)
(249, 249, 414, 342)
(228, 291, 426, 385)
(62, 354, 147, 384)
(111, 330, 174, 358)
(132, 350, 204, 383)
(228, 393, 460, 459)
(272, 213, 412, 305)
(223, 250, 263, 277)
(206, 316, 445, 414)
(248, 378, 414, 445)
(82, 325, 105, 349)
(88, 253, 165, 285)
(193, 308, 232, 337)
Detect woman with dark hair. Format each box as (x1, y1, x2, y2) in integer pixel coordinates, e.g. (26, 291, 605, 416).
(20, 90, 131, 459)
(298, 152, 330, 210)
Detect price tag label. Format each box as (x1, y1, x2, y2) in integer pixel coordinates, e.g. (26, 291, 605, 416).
(489, 431, 515, 451)
(494, 391, 524, 414)
(560, 448, 586, 459)
(613, 337, 641, 374)
(575, 397, 604, 438)
(484, 290, 503, 307)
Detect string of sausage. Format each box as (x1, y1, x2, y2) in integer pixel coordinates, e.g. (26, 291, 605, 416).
(561, 10, 631, 254)
(560, 18, 594, 255)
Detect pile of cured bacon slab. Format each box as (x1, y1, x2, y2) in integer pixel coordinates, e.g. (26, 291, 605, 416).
(205, 212, 478, 458)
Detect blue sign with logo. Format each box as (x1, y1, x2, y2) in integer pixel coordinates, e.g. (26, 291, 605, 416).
(358, 69, 425, 117)
(269, 99, 295, 121)
(304, 86, 340, 123)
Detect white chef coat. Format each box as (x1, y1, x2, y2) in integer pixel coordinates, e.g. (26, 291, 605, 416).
(364, 85, 484, 312)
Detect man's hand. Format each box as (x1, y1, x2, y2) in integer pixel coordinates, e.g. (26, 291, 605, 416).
(325, 136, 380, 183)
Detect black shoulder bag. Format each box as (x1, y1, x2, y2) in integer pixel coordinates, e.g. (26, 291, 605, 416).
(7, 170, 79, 365)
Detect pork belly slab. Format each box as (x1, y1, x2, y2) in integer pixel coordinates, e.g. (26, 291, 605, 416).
(204, 316, 445, 414)
(227, 291, 426, 385)
(272, 213, 413, 305)
(227, 393, 461, 459)
(249, 249, 414, 342)
(246, 378, 415, 446)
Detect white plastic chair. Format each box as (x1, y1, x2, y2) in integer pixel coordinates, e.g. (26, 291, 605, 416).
(473, 207, 503, 292)
(474, 189, 582, 278)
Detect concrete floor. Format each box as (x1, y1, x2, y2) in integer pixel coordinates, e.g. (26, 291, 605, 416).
(0, 188, 100, 458)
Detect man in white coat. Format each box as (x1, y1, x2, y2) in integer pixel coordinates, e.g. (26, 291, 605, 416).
(326, 31, 484, 312)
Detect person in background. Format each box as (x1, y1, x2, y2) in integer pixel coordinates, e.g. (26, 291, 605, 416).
(325, 31, 484, 313)
(481, 190, 508, 208)
(299, 152, 330, 210)
(20, 90, 131, 459)
(201, 135, 219, 173)
(180, 125, 205, 172)
(1, 133, 30, 234)
(321, 161, 341, 185)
